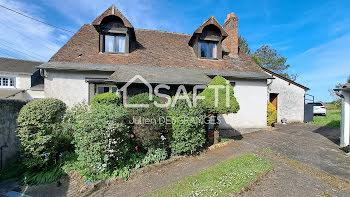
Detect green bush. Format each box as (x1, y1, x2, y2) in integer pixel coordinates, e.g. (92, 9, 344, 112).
(16, 98, 68, 170)
(113, 148, 167, 180)
(127, 93, 167, 150)
(169, 94, 206, 155)
(199, 76, 240, 114)
(71, 103, 132, 180)
(199, 76, 240, 143)
(23, 152, 77, 185)
(91, 92, 121, 107)
(267, 102, 277, 126)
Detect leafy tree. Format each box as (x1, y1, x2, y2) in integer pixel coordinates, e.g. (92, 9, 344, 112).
(348, 75, 350, 83)
(199, 76, 240, 143)
(238, 35, 250, 55)
(253, 45, 297, 81)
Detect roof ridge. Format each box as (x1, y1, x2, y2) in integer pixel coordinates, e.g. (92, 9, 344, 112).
(0, 56, 43, 63)
(135, 28, 191, 36)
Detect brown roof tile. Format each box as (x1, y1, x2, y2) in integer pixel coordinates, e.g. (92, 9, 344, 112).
(91, 5, 133, 28)
(50, 24, 264, 73)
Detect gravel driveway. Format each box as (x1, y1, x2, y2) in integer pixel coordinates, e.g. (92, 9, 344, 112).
(13, 123, 350, 197)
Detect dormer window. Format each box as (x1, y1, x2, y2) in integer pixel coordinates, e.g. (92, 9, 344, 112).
(200, 41, 217, 58)
(104, 35, 126, 53)
(94, 10, 135, 54)
(188, 16, 228, 60)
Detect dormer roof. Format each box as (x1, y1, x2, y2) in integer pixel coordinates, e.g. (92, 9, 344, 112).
(189, 16, 228, 45)
(92, 4, 133, 28)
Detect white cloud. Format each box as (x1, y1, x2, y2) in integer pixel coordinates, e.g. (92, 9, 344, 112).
(0, 0, 69, 61)
(289, 33, 350, 102)
(41, 0, 184, 32)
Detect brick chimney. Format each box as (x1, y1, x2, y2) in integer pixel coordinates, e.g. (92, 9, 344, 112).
(222, 13, 239, 55)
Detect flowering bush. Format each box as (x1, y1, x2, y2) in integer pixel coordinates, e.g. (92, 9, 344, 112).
(16, 98, 68, 170)
(127, 93, 168, 150)
(168, 94, 206, 155)
(267, 102, 277, 126)
(71, 103, 132, 179)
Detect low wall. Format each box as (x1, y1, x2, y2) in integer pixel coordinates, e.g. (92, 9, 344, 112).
(0, 99, 27, 169)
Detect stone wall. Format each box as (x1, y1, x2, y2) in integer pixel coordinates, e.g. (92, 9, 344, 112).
(0, 99, 27, 169)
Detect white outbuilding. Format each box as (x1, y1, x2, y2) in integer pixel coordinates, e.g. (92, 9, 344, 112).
(262, 67, 309, 123)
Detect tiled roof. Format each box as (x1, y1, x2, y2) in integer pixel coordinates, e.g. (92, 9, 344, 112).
(38, 62, 272, 85)
(261, 67, 309, 90)
(107, 65, 212, 85)
(49, 25, 265, 73)
(0, 57, 42, 74)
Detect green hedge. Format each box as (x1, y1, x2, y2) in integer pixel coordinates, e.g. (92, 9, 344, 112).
(16, 98, 68, 170)
(71, 104, 132, 179)
(127, 93, 167, 150)
(169, 94, 206, 155)
(91, 92, 121, 107)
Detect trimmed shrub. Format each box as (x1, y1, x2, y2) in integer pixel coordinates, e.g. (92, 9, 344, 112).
(169, 94, 206, 155)
(72, 103, 132, 179)
(199, 76, 240, 143)
(199, 76, 240, 114)
(16, 98, 67, 170)
(91, 92, 121, 107)
(267, 102, 277, 126)
(127, 93, 167, 150)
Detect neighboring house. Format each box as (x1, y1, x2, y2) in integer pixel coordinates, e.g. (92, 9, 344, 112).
(0, 57, 44, 100)
(37, 5, 308, 134)
(334, 84, 350, 148)
(262, 67, 309, 123)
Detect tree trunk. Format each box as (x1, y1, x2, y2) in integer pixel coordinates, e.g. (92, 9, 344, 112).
(214, 113, 219, 144)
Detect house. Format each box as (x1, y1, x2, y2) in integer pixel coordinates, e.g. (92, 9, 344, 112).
(37, 5, 307, 134)
(334, 84, 350, 148)
(0, 57, 44, 100)
(262, 67, 309, 123)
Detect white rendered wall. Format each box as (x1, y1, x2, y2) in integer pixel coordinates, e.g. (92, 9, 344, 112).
(340, 90, 350, 147)
(0, 72, 31, 89)
(44, 70, 112, 107)
(267, 75, 306, 123)
(219, 79, 267, 131)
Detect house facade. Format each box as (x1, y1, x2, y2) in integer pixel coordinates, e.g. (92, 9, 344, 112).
(38, 5, 309, 133)
(0, 57, 44, 100)
(263, 68, 309, 123)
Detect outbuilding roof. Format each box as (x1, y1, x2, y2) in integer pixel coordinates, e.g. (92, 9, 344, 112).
(261, 67, 309, 90)
(0, 57, 42, 74)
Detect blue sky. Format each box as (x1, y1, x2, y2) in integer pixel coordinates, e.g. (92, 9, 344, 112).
(0, 0, 349, 102)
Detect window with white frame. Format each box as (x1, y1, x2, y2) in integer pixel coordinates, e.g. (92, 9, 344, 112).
(104, 35, 126, 53)
(0, 77, 15, 87)
(96, 85, 118, 94)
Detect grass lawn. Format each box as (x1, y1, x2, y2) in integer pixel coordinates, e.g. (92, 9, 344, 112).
(310, 110, 341, 128)
(144, 153, 274, 197)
